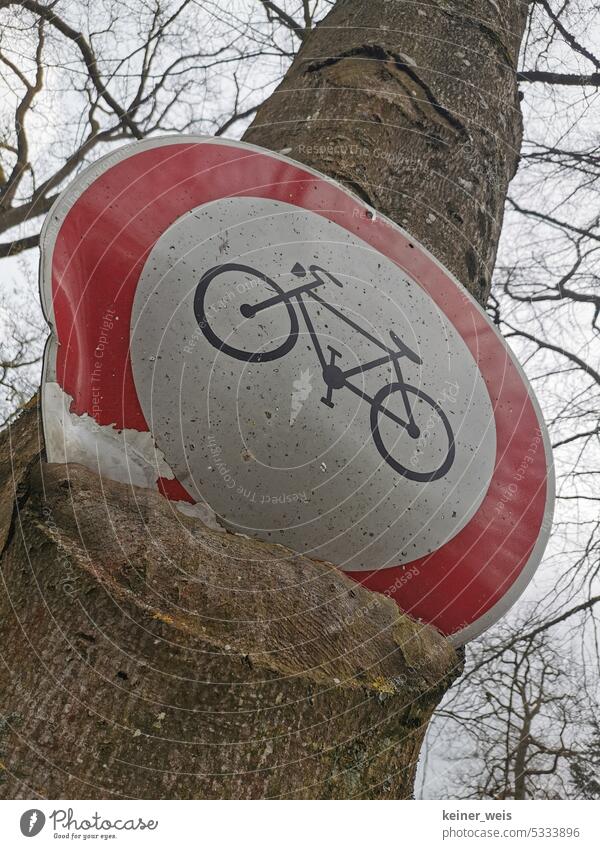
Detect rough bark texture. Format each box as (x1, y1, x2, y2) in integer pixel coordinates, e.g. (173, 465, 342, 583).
(244, 0, 529, 306)
(0, 402, 459, 798)
(0, 0, 528, 799)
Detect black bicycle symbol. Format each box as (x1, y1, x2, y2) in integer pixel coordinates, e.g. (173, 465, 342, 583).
(194, 261, 456, 482)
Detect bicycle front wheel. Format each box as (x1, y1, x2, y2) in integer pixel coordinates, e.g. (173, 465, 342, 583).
(370, 383, 456, 482)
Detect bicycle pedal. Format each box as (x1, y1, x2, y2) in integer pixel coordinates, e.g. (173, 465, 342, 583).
(320, 396, 335, 409)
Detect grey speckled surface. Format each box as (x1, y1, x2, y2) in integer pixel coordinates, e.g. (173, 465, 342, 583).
(131, 197, 496, 571)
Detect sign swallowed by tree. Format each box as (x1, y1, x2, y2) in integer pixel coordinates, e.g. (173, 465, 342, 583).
(39, 136, 554, 643)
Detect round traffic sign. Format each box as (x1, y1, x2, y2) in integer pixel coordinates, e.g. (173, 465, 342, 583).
(40, 136, 554, 643)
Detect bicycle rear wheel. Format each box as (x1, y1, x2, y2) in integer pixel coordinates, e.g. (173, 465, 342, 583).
(194, 262, 299, 363)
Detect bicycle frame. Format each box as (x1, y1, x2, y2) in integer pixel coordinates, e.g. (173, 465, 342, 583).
(242, 263, 423, 435)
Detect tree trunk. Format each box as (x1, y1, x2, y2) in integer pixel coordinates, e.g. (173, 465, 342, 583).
(0, 0, 528, 799)
(1, 403, 458, 799)
(244, 0, 528, 306)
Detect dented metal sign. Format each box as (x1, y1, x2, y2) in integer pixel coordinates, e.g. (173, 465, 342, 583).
(39, 135, 555, 643)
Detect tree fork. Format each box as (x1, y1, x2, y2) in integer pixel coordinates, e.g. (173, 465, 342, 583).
(0, 0, 529, 799)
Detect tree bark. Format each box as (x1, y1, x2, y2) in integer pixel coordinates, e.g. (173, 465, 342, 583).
(0, 402, 458, 799)
(0, 0, 528, 799)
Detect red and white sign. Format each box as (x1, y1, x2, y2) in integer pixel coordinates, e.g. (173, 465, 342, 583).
(40, 136, 554, 643)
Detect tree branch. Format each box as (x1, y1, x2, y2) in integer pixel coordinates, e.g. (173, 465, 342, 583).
(259, 0, 306, 40)
(12, 0, 143, 138)
(536, 0, 600, 71)
(0, 231, 39, 257)
(0, 18, 44, 209)
(508, 197, 600, 243)
(518, 69, 600, 86)
(503, 323, 600, 386)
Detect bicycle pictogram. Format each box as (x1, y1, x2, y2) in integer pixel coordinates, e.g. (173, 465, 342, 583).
(194, 261, 456, 482)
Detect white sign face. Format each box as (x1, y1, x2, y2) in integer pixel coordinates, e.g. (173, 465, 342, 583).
(131, 197, 496, 571)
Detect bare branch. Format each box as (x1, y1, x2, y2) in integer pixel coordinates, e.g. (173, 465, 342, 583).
(536, 0, 600, 71)
(518, 69, 600, 86)
(508, 197, 600, 243)
(259, 0, 306, 40)
(503, 323, 600, 386)
(0, 232, 39, 257)
(11, 0, 143, 138)
(0, 17, 44, 209)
